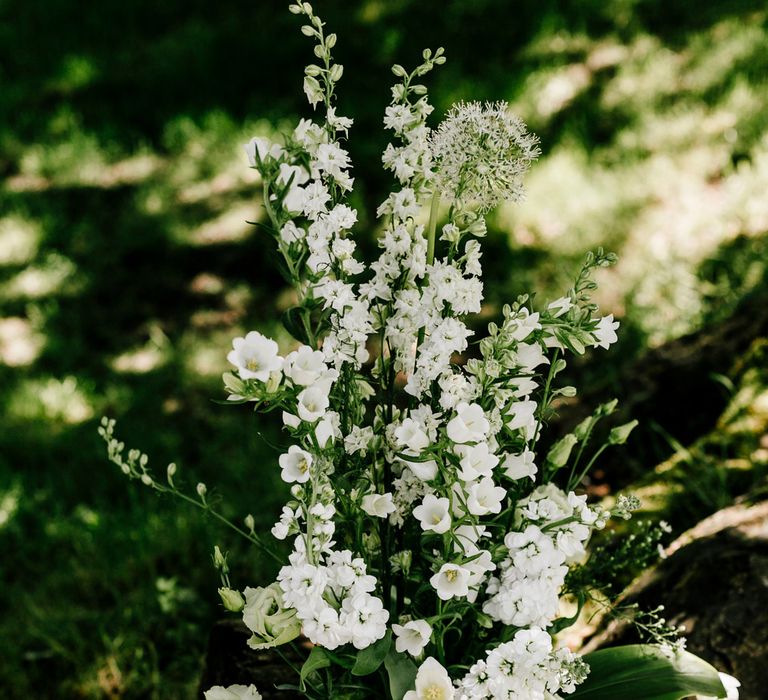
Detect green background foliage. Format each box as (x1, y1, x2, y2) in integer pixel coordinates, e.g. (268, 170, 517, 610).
(1, 0, 767, 696)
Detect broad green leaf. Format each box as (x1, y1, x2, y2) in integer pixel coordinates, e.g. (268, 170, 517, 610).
(384, 649, 418, 700)
(300, 646, 331, 692)
(282, 306, 310, 345)
(570, 645, 727, 700)
(352, 631, 392, 676)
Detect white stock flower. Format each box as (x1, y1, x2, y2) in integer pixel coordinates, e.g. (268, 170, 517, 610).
(447, 402, 490, 444)
(279, 445, 313, 483)
(392, 619, 432, 657)
(430, 563, 471, 600)
(227, 331, 283, 382)
(243, 137, 283, 166)
(404, 657, 454, 700)
(361, 493, 396, 518)
(547, 296, 573, 317)
(506, 399, 537, 434)
(204, 685, 262, 700)
(413, 494, 451, 534)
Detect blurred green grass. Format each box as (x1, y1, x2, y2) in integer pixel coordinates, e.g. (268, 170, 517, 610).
(1, 0, 768, 696)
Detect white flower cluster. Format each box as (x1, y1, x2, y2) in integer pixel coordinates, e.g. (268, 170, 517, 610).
(455, 627, 589, 699)
(278, 548, 388, 650)
(483, 485, 606, 628)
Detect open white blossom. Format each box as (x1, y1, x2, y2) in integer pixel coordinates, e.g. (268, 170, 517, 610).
(447, 402, 490, 444)
(227, 331, 283, 382)
(392, 619, 432, 657)
(404, 657, 454, 700)
(413, 494, 451, 534)
(594, 313, 620, 349)
(279, 446, 313, 484)
(431, 563, 471, 600)
(361, 493, 396, 518)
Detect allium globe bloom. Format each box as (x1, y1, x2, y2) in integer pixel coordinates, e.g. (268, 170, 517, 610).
(429, 101, 540, 212)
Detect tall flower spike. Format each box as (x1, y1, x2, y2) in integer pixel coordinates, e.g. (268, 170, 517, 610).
(429, 101, 541, 212)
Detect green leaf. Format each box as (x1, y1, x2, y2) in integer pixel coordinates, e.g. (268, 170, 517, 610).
(352, 631, 392, 676)
(300, 646, 331, 692)
(384, 649, 418, 700)
(282, 306, 310, 345)
(570, 645, 727, 700)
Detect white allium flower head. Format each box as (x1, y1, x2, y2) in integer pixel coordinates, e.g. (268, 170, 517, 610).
(430, 101, 540, 212)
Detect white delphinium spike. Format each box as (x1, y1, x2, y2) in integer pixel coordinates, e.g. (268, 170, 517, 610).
(430, 101, 540, 212)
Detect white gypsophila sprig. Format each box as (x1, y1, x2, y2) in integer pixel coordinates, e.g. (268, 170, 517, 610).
(430, 101, 540, 212)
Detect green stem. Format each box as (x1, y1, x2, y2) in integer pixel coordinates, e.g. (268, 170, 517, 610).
(426, 189, 441, 266)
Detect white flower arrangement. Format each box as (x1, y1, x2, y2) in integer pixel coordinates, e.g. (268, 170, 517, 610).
(100, 3, 739, 699)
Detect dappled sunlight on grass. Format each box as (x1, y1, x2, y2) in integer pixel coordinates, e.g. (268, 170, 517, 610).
(7, 376, 94, 425)
(0, 252, 80, 300)
(0, 484, 21, 529)
(0, 317, 44, 367)
(184, 202, 259, 246)
(0, 214, 41, 265)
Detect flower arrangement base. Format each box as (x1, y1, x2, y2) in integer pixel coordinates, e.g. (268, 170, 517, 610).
(199, 619, 303, 699)
(584, 500, 768, 700)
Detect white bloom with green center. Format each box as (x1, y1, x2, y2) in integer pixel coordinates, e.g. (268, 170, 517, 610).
(393, 619, 433, 657)
(361, 492, 396, 518)
(395, 417, 431, 452)
(296, 385, 330, 423)
(283, 345, 328, 387)
(455, 442, 498, 481)
(446, 402, 490, 444)
(278, 445, 313, 484)
(430, 562, 471, 600)
(413, 494, 451, 534)
(227, 331, 283, 382)
(405, 656, 454, 700)
(466, 477, 507, 516)
(430, 101, 540, 212)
